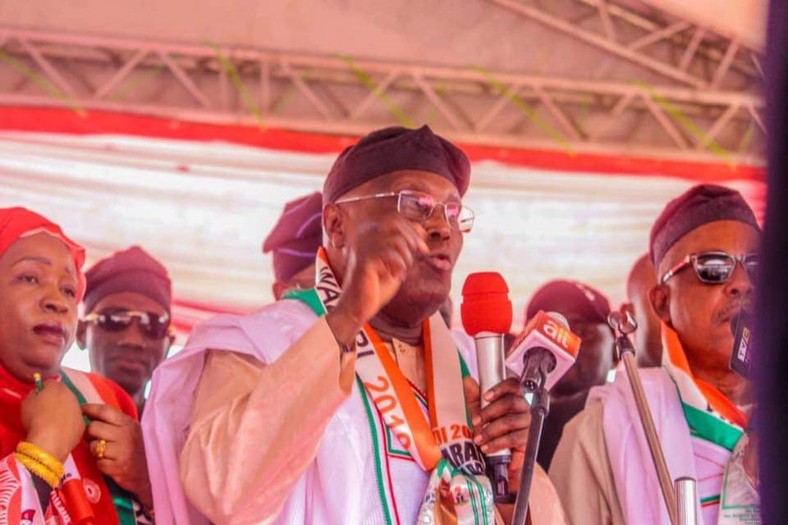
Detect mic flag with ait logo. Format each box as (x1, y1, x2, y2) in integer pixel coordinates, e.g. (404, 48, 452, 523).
(730, 309, 754, 379)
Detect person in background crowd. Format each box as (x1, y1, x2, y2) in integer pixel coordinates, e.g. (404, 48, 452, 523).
(521, 279, 616, 470)
(0, 207, 154, 524)
(143, 125, 567, 524)
(262, 191, 323, 300)
(622, 253, 663, 367)
(551, 185, 761, 524)
(78, 246, 174, 415)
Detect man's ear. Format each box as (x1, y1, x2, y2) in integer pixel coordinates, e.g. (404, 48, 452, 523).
(649, 284, 672, 325)
(322, 203, 346, 249)
(76, 320, 87, 350)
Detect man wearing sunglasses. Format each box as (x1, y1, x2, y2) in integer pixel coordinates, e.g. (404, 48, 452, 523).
(144, 125, 566, 524)
(551, 184, 761, 525)
(78, 246, 174, 414)
(66, 245, 173, 519)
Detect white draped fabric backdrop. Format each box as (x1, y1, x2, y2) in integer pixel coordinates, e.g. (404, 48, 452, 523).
(0, 131, 765, 371)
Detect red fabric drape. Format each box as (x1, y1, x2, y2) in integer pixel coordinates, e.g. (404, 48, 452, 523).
(0, 106, 765, 183)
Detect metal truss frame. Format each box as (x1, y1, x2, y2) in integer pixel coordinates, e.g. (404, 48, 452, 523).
(488, 0, 763, 90)
(0, 26, 764, 165)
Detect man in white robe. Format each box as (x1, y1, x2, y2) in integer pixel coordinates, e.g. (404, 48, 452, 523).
(550, 184, 761, 525)
(144, 125, 567, 525)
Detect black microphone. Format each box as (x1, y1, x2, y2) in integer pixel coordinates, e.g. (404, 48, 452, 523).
(507, 312, 581, 525)
(730, 308, 754, 379)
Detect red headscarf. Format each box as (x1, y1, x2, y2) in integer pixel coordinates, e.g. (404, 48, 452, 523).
(0, 207, 86, 299)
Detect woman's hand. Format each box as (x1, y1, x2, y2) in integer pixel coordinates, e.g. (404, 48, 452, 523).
(21, 380, 85, 462)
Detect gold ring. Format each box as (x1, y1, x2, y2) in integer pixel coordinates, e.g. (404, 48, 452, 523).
(93, 439, 107, 459)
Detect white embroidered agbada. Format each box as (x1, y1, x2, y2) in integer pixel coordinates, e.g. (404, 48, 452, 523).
(550, 325, 758, 525)
(143, 295, 566, 525)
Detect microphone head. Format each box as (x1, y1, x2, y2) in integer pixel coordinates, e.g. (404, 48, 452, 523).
(729, 307, 754, 379)
(729, 305, 753, 337)
(506, 309, 582, 391)
(461, 272, 513, 336)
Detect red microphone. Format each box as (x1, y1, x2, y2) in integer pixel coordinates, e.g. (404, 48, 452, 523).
(461, 272, 514, 503)
(461, 271, 513, 337)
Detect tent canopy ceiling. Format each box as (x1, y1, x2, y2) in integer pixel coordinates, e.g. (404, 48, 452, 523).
(0, 0, 767, 64)
(0, 1, 767, 163)
(636, 0, 767, 50)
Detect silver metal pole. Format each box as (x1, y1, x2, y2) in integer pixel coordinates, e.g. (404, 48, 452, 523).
(675, 477, 699, 525)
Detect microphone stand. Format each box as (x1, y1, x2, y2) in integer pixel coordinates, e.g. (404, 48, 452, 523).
(511, 349, 554, 525)
(675, 477, 699, 525)
(608, 312, 679, 525)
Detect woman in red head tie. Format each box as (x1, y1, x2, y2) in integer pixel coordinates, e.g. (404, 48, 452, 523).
(0, 207, 153, 524)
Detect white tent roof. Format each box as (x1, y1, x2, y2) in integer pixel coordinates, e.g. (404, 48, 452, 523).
(0, 129, 765, 325)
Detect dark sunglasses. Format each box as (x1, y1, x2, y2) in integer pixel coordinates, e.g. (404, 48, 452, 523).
(660, 251, 758, 285)
(84, 309, 171, 340)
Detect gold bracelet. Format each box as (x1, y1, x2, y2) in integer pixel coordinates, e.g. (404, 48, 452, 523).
(16, 442, 65, 479)
(14, 453, 61, 489)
